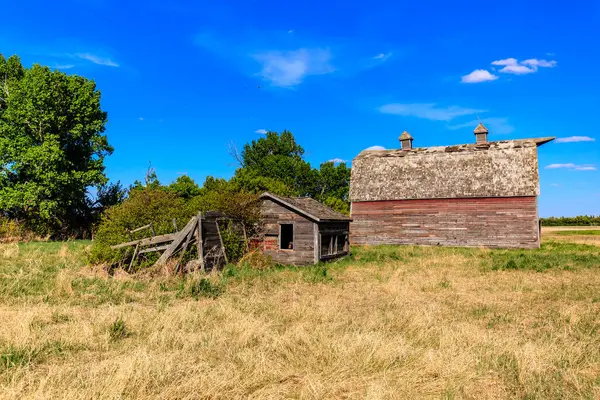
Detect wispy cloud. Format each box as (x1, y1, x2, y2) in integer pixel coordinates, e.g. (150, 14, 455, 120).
(74, 53, 119, 67)
(499, 64, 536, 74)
(545, 163, 597, 171)
(555, 136, 596, 143)
(522, 59, 557, 68)
(447, 117, 515, 134)
(372, 52, 392, 62)
(253, 48, 334, 87)
(550, 183, 561, 187)
(326, 158, 347, 163)
(461, 69, 498, 83)
(491, 57, 556, 75)
(364, 145, 386, 151)
(255, 129, 268, 134)
(491, 58, 518, 66)
(51, 64, 75, 70)
(379, 103, 485, 121)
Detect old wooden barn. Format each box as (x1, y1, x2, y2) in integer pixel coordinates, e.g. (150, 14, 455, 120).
(259, 192, 352, 265)
(349, 124, 554, 249)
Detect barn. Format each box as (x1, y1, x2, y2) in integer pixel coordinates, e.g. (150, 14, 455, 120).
(349, 124, 554, 249)
(259, 192, 352, 265)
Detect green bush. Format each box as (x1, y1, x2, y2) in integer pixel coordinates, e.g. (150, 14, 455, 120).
(109, 317, 129, 341)
(90, 189, 192, 264)
(89, 187, 261, 267)
(541, 216, 600, 226)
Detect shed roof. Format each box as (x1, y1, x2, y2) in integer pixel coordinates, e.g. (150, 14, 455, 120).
(260, 193, 352, 222)
(350, 137, 554, 202)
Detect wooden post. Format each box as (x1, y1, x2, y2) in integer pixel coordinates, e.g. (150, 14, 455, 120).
(215, 218, 228, 265)
(128, 244, 139, 272)
(173, 218, 178, 232)
(175, 224, 195, 274)
(197, 212, 204, 271)
(150, 223, 155, 237)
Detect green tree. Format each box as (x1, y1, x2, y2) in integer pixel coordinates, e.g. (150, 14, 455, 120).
(168, 175, 201, 199)
(315, 161, 351, 202)
(0, 54, 112, 234)
(238, 130, 317, 196)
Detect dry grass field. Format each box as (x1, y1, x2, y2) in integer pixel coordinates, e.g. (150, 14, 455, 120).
(1, 233, 600, 399)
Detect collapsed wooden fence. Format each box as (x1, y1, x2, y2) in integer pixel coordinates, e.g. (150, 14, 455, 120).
(111, 211, 246, 273)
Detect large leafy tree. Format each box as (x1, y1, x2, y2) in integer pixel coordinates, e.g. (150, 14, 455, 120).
(233, 130, 351, 213)
(0, 54, 112, 234)
(238, 130, 317, 196)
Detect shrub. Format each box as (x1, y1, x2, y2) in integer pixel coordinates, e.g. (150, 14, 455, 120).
(185, 278, 222, 300)
(109, 317, 129, 341)
(90, 189, 192, 264)
(237, 250, 273, 271)
(541, 216, 600, 226)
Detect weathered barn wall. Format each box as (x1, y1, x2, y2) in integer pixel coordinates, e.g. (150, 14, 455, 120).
(261, 199, 316, 265)
(351, 197, 539, 249)
(350, 139, 551, 202)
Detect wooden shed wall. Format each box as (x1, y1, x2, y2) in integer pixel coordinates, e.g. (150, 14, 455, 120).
(261, 199, 316, 265)
(351, 196, 539, 249)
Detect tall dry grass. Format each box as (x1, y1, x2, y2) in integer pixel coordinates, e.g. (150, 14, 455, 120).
(0, 239, 599, 399)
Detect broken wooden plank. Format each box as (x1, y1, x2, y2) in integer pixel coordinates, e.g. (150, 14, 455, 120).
(154, 216, 198, 266)
(128, 244, 139, 272)
(215, 218, 228, 264)
(196, 212, 204, 272)
(175, 225, 195, 274)
(111, 233, 177, 250)
(138, 244, 170, 255)
(130, 224, 153, 234)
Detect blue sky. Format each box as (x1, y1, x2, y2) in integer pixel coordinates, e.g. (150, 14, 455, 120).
(2, 0, 599, 216)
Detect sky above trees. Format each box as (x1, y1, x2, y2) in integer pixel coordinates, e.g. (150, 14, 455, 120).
(1, 0, 599, 216)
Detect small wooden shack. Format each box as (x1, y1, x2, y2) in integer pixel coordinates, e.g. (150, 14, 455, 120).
(259, 192, 352, 265)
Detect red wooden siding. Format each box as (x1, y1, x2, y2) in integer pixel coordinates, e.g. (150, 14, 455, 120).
(351, 196, 539, 249)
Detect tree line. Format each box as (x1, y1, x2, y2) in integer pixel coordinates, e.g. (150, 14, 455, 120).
(0, 54, 350, 240)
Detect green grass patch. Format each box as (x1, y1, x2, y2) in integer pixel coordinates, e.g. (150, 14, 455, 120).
(489, 242, 600, 272)
(554, 230, 600, 236)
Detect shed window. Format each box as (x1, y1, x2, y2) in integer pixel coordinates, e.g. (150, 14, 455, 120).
(280, 224, 294, 250)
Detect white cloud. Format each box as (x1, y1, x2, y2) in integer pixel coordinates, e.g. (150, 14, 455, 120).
(372, 52, 392, 62)
(139, 117, 144, 121)
(379, 103, 486, 121)
(490, 57, 556, 75)
(491, 58, 518, 66)
(253, 48, 334, 87)
(255, 129, 268, 134)
(521, 59, 557, 68)
(287, 30, 294, 34)
(499, 64, 536, 74)
(461, 69, 498, 83)
(74, 53, 119, 67)
(364, 145, 386, 151)
(52, 64, 75, 70)
(447, 117, 515, 135)
(326, 158, 347, 163)
(546, 163, 596, 171)
(555, 136, 596, 143)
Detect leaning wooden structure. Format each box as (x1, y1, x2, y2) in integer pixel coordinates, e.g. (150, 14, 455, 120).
(111, 211, 244, 272)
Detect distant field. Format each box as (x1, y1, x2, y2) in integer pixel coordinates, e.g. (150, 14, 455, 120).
(555, 230, 600, 236)
(1, 233, 600, 399)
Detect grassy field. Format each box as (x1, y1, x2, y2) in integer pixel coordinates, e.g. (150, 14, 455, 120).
(1, 234, 600, 399)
